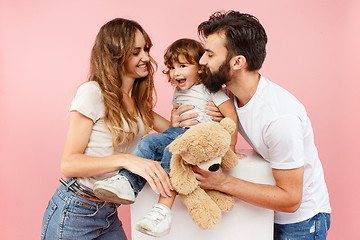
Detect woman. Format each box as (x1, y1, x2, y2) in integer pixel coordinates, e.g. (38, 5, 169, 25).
(40, 18, 172, 240)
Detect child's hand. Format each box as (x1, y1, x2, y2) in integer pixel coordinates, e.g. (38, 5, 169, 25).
(235, 151, 247, 159)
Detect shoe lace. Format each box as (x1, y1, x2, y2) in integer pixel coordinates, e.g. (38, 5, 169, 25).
(108, 175, 124, 182)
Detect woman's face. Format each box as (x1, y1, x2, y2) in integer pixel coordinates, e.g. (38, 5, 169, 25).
(123, 29, 151, 80)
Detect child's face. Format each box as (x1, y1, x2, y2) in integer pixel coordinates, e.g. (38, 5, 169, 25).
(169, 54, 201, 90)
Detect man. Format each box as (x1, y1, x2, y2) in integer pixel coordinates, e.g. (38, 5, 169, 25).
(172, 11, 331, 239)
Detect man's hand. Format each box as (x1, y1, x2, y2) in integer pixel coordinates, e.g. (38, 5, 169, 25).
(205, 101, 224, 122)
(171, 101, 225, 128)
(193, 165, 228, 191)
(171, 103, 198, 128)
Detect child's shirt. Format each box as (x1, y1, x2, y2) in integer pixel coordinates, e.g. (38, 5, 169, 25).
(172, 83, 229, 125)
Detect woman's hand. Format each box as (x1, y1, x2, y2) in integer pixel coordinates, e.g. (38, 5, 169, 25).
(205, 101, 224, 122)
(124, 155, 174, 198)
(171, 103, 198, 128)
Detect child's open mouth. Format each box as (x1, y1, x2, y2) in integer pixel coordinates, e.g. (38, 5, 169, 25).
(176, 78, 186, 87)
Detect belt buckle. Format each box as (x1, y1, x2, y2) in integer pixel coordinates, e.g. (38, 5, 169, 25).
(59, 178, 103, 203)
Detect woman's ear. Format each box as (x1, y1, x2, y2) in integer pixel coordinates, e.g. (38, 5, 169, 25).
(231, 55, 246, 70)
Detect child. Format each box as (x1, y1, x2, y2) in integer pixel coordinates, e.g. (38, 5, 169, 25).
(93, 38, 238, 237)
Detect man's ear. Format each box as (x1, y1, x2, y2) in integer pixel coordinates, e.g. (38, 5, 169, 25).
(198, 65, 205, 78)
(231, 55, 246, 70)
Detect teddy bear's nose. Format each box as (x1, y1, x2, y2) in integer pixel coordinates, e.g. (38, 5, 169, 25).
(208, 163, 220, 172)
(198, 156, 222, 171)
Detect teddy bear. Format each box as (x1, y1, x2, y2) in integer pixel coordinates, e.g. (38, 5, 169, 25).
(168, 118, 239, 229)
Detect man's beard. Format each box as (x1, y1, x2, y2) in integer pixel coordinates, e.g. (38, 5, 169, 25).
(202, 58, 231, 93)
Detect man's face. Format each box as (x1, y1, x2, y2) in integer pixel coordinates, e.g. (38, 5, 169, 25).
(199, 33, 232, 92)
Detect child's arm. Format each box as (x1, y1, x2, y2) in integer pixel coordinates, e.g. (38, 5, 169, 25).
(217, 100, 238, 152)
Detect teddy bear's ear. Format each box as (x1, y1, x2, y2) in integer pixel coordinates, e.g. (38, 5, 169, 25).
(220, 118, 236, 135)
(170, 154, 198, 194)
(168, 135, 185, 155)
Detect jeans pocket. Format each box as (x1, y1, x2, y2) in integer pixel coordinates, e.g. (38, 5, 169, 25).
(65, 199, 100, 217)
(40, 198, 57, 240)
(324, 213, 331, 231)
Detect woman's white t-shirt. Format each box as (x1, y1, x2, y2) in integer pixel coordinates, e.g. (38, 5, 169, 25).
(70, 81, 145, 189)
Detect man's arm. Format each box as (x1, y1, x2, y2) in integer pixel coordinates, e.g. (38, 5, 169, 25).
(194, 166, 303, 212)
(194, 115, 305, 212)
(217, 100, 238, 151)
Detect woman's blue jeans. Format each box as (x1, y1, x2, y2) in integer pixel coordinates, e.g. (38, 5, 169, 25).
(41, 179, 127, 240)
(274, 212, 331, 240)
(119, 127, 188, 196)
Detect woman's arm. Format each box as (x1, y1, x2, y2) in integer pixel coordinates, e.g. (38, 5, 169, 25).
(152, 111, 171, 133)
(60, 111, 124, 178)
(60, 111, 173, 197)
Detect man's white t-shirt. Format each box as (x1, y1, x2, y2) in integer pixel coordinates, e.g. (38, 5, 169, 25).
(233, 75, 331, 224)
(172, 83, 230, 124)
(70, 81, 145, 189)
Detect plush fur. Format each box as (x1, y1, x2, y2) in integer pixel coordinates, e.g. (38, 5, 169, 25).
(169, 118, 238, 229)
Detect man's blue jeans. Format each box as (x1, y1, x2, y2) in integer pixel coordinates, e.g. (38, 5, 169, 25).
(274, 212, 331, 240)
(119, 127, 188, 196)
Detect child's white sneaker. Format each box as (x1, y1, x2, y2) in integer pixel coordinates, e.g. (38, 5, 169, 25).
(135, 203, 172, 237)
(93, 175, 135, 204)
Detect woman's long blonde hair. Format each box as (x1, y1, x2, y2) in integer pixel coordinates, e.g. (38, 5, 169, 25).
(88, 18, 156, 152)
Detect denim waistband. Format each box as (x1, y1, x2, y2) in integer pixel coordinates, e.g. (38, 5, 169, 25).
(60, 178, 104, 203)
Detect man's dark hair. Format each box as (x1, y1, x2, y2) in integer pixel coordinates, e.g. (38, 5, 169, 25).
(198, 10, 267, 71)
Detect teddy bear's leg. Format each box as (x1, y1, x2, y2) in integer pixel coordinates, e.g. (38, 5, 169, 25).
(206, 190, 235, 212)
(179, 187, 221, 229)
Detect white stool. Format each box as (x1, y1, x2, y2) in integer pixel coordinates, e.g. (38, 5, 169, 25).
(131, 149, 275, 240)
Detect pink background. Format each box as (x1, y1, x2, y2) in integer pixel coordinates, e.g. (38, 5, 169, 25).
(1, 0, 359, 239)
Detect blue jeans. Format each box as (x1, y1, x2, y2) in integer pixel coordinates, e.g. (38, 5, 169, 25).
(119, 127, 188, 196)
(41, 179, 127, 240)
(274, 213, 331, 240)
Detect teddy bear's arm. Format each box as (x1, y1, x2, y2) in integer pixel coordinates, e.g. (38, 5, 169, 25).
(170, 154, 199, 195)
(221, 149, 238, 170)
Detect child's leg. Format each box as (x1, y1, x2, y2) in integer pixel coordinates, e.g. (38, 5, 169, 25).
(93, 128, 182, 204)
(135, 135, 185, 237)
(135, 190, 177, 237)
(158, 189, 177, 209)
(154, 137, 180, 209)
(120, 131, 176, 193)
